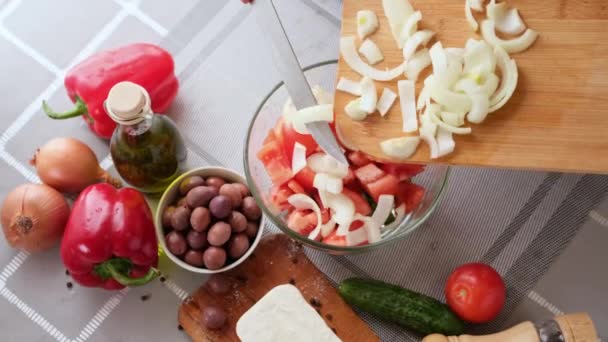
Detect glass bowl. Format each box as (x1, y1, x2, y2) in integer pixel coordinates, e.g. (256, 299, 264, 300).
(244, 60, 449, 254)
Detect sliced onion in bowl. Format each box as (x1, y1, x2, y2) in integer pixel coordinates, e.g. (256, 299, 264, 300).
(384, 204, 406, 231)
(291, 142, 307, 174)
(307, 153, 349, 178)
(288, 194, 323, 241)
(341, 36, 406, 81)
(369, 195, 395, 243)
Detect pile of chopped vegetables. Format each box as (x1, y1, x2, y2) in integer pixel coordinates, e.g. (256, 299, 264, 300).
(257, 87, 426, 247)
(337, 0, 539, 160)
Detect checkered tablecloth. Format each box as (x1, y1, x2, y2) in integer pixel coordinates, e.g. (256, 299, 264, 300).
(0, 1, 606, 341)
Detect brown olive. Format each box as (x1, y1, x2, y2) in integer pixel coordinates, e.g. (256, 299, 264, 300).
(190, 207, 211, 232)
(207, 274, 231, 295)
(165, 231, 187, 256)
(205, 176, 225, 190)
(202, 306, 226, 329)
(228, 211, 247, 233)
(241, 196, 262, 221)
(245, 222, 259, 239)
(176, 196, 189, 208)
(179, 176, 206, 195)
(233, 183, 250, 197)
(209, 195, 232, 219)
(186, 186, 218, 208)
(171, 206, 191, 231)
(207, 222, 231, 246)
(162, 206, 175, 228)
(219, 184, 243, 208)
(228, 234, 250, 259)
(187, 230, 207, 250)
(184, 250, 205, 267)
(203, 247, 227, 270)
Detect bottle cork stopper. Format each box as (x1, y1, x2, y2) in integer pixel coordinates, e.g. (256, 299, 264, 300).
(105, 81, 151, 125)
(554, 313, 598, 342)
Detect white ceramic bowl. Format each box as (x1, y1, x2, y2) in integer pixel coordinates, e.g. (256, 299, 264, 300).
(155, 166, 265, 274)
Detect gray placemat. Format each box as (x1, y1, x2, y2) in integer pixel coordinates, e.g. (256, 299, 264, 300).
(0, 1, 606, 341)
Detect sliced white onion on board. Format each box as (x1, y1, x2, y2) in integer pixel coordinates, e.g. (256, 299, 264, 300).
(288, 194, 323, 241)
(359, 39, 384, 65)
(480, 20, 539, 54)
(384, 204, 406, 231)
(489, 46, 518, 112)
(398, 80, 417, 132)
(346, 226, 369, 246)
(440, 111, 465, 127)
(377, 88, 398, 117)
(420, 132, 439, 159)
(380, 137, 420, 160)
(428, 76, 472, 113)
(469, 0, 484, 11)
(453, 73, 500, 99)
(291, 142, 307, 174)
(337, 77, 362, 96)
(403, 30, 435, 60)
(382, 0, 415, 48)
(419, 104, 439, 137)
(320, 218, 336, 238)
(486, 1, 526, 36)
(359, 76, 378, 114)
(307, 153, 349, 178)
(466, 91, 490, 123)
(431, 109, 472, 134)
(369, 194, 395, 243)
(399, 10, 422, 46)
(357, 10, 379, 39)
(341, 36, 406, 81)
(284, 87, 333, 135)
(313, 173, 343, 194)
(405, 48, 431, 81)
(345, 99, 368, 121)
(436, 127, 455, 158)
(465, 0, 479, 31)
(463, 39, 496, 76)
(417, 83, 431, 111)
(446, 47, 465, 68)
(430, 42, 448, 75)
(430, 42, 461, 87)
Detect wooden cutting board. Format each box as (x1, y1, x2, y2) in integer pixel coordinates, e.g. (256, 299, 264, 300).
(178, 234, 379, 342)
(334, 0, 608, 174)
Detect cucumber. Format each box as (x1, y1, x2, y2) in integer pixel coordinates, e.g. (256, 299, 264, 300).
(338, 278, 465, 335)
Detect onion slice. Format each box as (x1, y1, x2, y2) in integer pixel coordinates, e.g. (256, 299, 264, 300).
(463, 39, 496, 76)
(359, 39, 384, 65)
(489, 46, 518, 112)
(419, 104, 439, 137)
(428, 76, 472, 113)
(359, 76, 378, 114)
(288, 194, 323, 241)
(466, 91, 490, 123)
(307, 153, 349, 178)
(398, 80, 417, 132)
(405, 48, 431, 81)
(436, 127, 455, 157)
(323, 192, 356, 235)
(341, 36, 406, 81)
(313, 173, 343, 194)
(399, 11, 422, 46)
(403, 30, 435, 60)
(420, 132, 439, 159)
(357, 10, 379, 39)
(454, 73, 500, 99)
(336, 77, 361, 96)
(288, 104, 333, 135)
(376, 88, 398, 117)
(380, 137, 420, 160)
(369, 195, 395, 243)
(382, 0, 415, 48)
(417, 83, 431, 111)
(480, 20, 539, 54)
(346, 225, 369, 246)
(345, 99, 368, 121)
(431, 110, 472, 134)
(487, 1, 526, 36)
(321, 218, 336, 238)
(384, 204, 406, 231)
(291, 142, 307, 174)
(465, 0, 479, 31)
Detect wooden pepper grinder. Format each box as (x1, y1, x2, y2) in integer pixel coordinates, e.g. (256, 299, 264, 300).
(423, 313, 597, 342)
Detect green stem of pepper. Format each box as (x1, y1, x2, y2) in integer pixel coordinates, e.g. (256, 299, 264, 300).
(43, 95, 94, 124)
(94, 257, 160, 287)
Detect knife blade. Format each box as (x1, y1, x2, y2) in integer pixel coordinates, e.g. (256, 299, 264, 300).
(254, 0, 348, 166)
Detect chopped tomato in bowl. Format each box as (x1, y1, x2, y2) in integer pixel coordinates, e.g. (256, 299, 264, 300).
(243, 61, 449, 254)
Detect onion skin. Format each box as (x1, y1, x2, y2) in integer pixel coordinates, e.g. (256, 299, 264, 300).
(31, 137, 120, 193)
(1, 184, 70, 252)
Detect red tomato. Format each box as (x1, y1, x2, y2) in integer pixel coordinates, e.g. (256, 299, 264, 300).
(287, 180, 306, 194)
(382, 163, 426, 182)
(287, 210, 316, 236)
(363, 174, 399, 202)
(396, 182, 425, 213)
(257, 139, 293, 185)
(347, 151, 372, 167)
(445, 263, 506, 323)
(281, 120, 318, 160)
(293, 166, 316, 192)
(342, 188, 372, 216)
(354, 163, 386, 184)
(323, 230, 346, 246)
(269, 185, 294, 211)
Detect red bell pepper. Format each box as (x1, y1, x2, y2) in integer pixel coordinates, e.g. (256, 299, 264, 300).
(43, 43, 178, 138)
(61, 183, 159, 290)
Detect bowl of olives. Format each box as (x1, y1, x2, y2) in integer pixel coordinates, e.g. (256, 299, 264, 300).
(155, 167, 265, 274)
